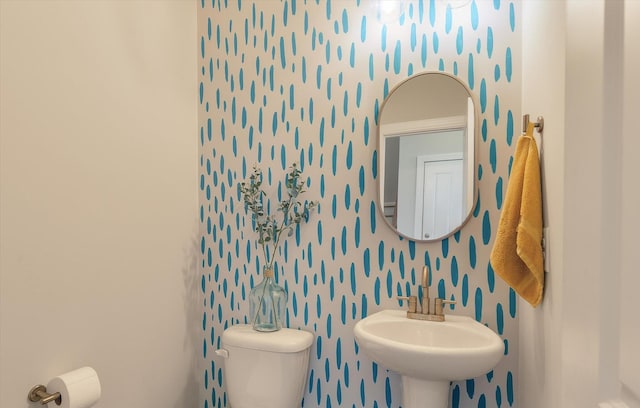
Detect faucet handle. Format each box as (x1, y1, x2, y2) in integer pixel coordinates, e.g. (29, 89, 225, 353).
(434, 298, 457, 316)
(397, 296, 418, 313)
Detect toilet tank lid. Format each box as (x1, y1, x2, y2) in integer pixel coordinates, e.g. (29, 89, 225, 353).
(222, 325, 314, 353)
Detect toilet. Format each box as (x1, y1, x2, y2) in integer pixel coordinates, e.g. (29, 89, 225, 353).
(215, 324, 314, 408)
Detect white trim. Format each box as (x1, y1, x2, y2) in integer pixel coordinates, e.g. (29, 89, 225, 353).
(381, 115, 466, 138)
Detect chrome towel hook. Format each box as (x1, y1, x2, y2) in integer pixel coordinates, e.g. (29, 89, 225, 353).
(522, 114, 544, 133)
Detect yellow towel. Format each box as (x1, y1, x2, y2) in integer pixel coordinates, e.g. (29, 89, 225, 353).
(490, 122, 544, 307)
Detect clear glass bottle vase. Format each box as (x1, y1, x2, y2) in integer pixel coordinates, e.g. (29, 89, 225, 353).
(249, 267, 287, 332)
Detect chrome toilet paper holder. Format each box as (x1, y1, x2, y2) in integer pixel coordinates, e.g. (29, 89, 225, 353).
(28, 384, 62, 405)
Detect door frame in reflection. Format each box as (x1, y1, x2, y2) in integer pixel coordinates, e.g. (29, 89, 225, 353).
(380, 114, 470, 240)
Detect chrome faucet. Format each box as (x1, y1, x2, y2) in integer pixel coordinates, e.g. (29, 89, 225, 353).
(397, 265, 456, 322)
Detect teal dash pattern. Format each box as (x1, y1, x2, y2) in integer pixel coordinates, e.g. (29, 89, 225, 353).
(198, 1, 520, 407)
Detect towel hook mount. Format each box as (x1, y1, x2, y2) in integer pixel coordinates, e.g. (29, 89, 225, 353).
(522, 114, 544, 133)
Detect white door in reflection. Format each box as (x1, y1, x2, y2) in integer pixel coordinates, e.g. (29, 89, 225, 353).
(394, 129, 465, 238)
(415, 154, 463, 239)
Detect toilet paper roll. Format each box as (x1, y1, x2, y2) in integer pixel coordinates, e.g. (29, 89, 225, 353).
(47, 367, 101, 408)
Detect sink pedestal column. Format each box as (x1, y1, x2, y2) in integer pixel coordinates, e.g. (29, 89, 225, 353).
(401, 376, 450, 408)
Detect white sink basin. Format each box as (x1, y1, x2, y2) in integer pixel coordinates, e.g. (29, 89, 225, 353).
(353, 309, 504, 407)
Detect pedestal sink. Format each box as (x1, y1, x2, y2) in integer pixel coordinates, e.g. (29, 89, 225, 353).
(353, 310, 504, 408)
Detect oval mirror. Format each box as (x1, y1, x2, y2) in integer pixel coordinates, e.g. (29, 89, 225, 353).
(378, 72, 478, 241)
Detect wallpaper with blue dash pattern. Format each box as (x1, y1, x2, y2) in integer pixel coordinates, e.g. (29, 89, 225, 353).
(198, 1, 521, 407)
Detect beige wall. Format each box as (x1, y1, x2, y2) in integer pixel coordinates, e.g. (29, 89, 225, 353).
(620, 1, 640, 400)
(519, 1, 565, 406)
(0, 2, 199, 407)
(520, 1, 640, 407)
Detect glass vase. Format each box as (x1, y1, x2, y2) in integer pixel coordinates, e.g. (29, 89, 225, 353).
(249, 267, 287, 332)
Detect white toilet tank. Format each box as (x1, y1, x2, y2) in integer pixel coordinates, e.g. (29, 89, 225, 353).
(217, 325, 314, 408)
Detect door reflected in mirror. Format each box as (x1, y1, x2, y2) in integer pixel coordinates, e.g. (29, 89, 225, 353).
(379, 72, 477, 241)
